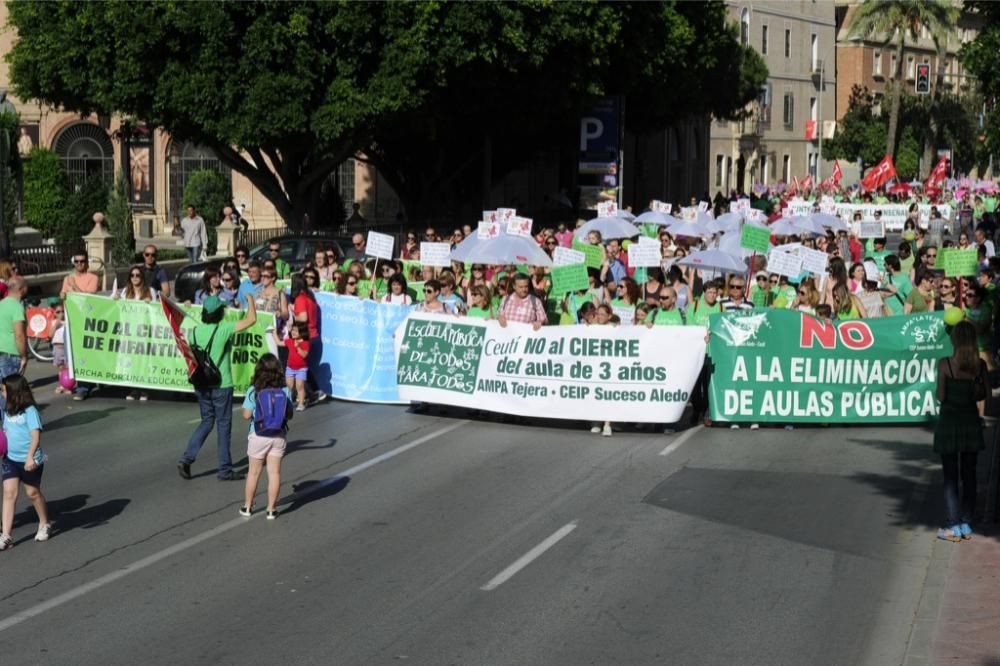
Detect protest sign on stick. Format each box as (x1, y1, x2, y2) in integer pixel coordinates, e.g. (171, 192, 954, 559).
(553, 246, 586, 266)
(799, 247, 829, 276)
(421, 242, 452, 268)
(628, 242, 662, 268)
(942, 248, 978, 277)
(741, 225, 771, 254)
(766, 250, 803, 278)
(858, 221, 885, 239)
(550, 264, 590, 295)
(367, 231, 394, 260)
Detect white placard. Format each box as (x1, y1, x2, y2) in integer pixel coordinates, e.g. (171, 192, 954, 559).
(654, 201, 672, 214)
(482, 210, 498, 224)
(628, 242, 663, 268)
(858, 221, 885, 239)
(637, 235, 659, 246)
(597, 201, 618, 217)
(420, 242, 452, 268)
(611, 305, 635, 325)
(747, 209, 767, 223)
(799, 247, 829, 276)
(506, 216, 533, 237)
(497, 207, 517, 221)
(863, 260, 880, 283)
(477, 221, 500, 239)
(553, 246, 586, 266)
(773, 242, 803, 253)
(697, 201, 709, 212)
(680, 207, 697, 222)
(367, 231, 394, 260)
(766, 250, 804, 278)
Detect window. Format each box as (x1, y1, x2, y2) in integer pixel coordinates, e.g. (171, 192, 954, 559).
(167, 141, 232, 223)
(759, 82, 772, 126)
(811, 34, 818, 71)
(740, 8, 750, 47)
(890, 53, 898, 77)
(716, 155, 724, 187)
(873, 49, 882, 76)
(783, 155, 791, 182)
(759, 154, 769, 184)
(808, 152, 818, 178)
(782, 92, 794, 127)
(54, 122, 115, 192)
(761, 24, 768, 54)
(784, 28, 791, 58)
(907, 55, 915, 79)
(336, 158, 356, 218)
(810, 97, 818, 122)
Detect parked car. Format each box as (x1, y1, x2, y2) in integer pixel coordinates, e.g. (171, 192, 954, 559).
(172, 257, 235, 304)
(247, 235, 348, 272)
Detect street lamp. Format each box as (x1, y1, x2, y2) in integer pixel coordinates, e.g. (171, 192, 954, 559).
(814, 44, 835, 183)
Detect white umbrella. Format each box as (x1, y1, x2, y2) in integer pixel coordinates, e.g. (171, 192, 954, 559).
(793, 216, 827, 236)
(450, 232, 552, 266)
(810, 212, 848, 232)
(676, 249, 747, 274)
(769, 219, 801, 236)
(719, 229, 771, 259)
(666, 220, 708, 238)
(634, 210, 679, 226)
(615, 209, 636, 222)
(714, 212, 743, 233)
(575, 216, 639, 241)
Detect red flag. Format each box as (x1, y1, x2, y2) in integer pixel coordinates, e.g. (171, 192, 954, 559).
(832, 160, 843, 184)
(861, 155, 897, 191)
(800, 174, 814, 191)
(925, 156, 949, 188)
(787, 176, 798, 197)
(161, 297, 197, 376)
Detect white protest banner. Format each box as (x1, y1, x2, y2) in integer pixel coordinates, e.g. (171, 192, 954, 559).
(799, 247, 829, 276)
(395, 314, 705, 423)
(553, 246, 586, 266)
(628, 242, 662, 268)
(367, 231, 395, 260)
(477, 221, 500, 239)
(497, 207, 517, 221)
(766, 250, 804, 278)
(506, 216, 533, 237)
(863, 260, 880, 283)
(597, 200, 618, 217)
(420, 242, 452, 268)
(611, 305, 636, 325)
(783, 201, 952, 231)
(858, 221, 885, 239)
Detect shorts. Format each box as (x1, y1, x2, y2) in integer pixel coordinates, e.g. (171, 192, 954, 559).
(247, 432, 286, 459)
(285, 367, 307, 382)
(53, 345, 66, 367)
(1, 457, 44, 487)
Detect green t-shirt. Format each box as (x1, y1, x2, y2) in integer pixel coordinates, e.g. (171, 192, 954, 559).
(0, 297, 24, 356)
(651, 308, 685, 325)
(749, 285, 772, 308)
(884, 274, 912, 316)
(274, 258, 291, 279)
(905, 288, 930, 313)
(688, 297, 721, 327)
(190, 321, 237, 389)
(466, 306, 491, 319)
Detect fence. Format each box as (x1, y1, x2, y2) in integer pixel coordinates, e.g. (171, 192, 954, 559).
(14, 241, 86, 276)
(234, 226, 290, 249)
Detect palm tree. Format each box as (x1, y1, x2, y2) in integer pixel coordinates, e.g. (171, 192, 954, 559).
(849, 0, 958, 163)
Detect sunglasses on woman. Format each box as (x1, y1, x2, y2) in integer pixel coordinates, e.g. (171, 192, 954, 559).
(347, 281, 357, 286)
(130, 273, 142, 279)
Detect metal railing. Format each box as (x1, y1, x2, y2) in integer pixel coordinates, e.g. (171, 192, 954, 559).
(13, 241, 86, 276)
(234, 226, 290, 249)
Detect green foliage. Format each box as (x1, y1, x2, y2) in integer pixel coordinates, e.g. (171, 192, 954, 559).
(21, 147, 68, 239)
(182, 169, 231, 256)
(894, 128, 921, 180)
(107, 171, 134, 266)
(58, 178, 109, 247)
(6, 1, 768, 226)
(824, 86, 887, 166)
(961, 1, 1000, 163)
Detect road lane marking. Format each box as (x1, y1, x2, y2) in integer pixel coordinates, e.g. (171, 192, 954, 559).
(0, 419, 468, 634)
(658, 425, 703, 456)
(480, 521, 578, 591)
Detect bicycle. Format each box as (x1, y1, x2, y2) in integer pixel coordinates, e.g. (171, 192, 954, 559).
(25, 300, 56, 362)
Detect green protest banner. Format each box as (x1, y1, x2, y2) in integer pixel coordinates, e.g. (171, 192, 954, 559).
(64, 294, 275, 395)
(276, 279, 291, 292)
(572, 238, 604, 269)
(740, 224, 771, 254)
(549, 264, 590, 295)
(942, 248, 977, 277)
(708, 309, 949, 423)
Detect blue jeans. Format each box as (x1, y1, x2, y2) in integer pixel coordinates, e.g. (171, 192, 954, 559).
(186, 245, 201, 263)
(180, 387, 234, 477)
(941, 452, 978, 526)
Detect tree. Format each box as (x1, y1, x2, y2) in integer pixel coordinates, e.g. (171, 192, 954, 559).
(6, 1, 766, 228)
(182, 170, 231, 256)
(849, 0, 958, 163)
(21, 147, 68, 239)
(961, 1, 1000, 167)
(58, 178, 109, 247)
(0, 107, 21, 257)
(106, 171, 134, 267)
(823, 86, 887, 167)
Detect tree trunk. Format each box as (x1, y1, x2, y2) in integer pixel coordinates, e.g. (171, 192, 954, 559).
(921, 45, 948, 178)
(885, 36, 905, 160)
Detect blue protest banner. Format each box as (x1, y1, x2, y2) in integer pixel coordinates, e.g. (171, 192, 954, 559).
(315, 293, 413, 403)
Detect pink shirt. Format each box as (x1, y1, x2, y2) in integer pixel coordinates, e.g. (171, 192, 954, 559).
(61, 272, 99, 295)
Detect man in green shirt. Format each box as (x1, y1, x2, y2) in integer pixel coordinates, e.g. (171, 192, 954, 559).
(0, 276, 28, 383)
(265, 242, 291, 278)
(882, 255, 912, 316)
(648, 287, 684, 325)
(178, 293, 257, 481)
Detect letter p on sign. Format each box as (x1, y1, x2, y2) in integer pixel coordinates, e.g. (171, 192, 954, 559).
(580, 117, 603, 151)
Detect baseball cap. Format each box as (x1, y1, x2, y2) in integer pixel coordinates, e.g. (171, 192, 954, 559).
(202, 295, 225, 314)
(754, 271, 768, 279)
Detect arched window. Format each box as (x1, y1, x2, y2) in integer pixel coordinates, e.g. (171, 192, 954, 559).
(53, 123, 114, 191)
(740, 8, 750, 47)
(167, 141, 232, 223)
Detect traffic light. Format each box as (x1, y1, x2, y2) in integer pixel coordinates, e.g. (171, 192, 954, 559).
(916, 64, 930, 94)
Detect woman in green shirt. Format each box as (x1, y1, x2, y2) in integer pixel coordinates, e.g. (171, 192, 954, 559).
(466, 285, 494, 319)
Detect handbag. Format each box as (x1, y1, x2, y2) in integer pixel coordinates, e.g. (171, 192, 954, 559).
(973, 362, 989, 402)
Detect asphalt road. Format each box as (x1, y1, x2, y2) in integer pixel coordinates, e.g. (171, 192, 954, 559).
(0, 362, 955, 665)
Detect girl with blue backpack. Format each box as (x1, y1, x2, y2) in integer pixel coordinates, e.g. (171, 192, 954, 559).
(239, 353, 293, 519)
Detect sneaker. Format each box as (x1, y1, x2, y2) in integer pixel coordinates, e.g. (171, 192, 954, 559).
(295, 403, 306, 412)
(0, 533, 13, 551)
(35, 523, 52, 542)
(730, 424, 740, 430)
(750, 423, 760, 430)
(936, 526, 962, 542)
(72, 393, 86, 401)
(139, 393, 149, 401)
(663, 427, 676, 435)
(266, 511, 278, 520)
(238, 506, 252, 518)
(177, 462, 192, 480)
(125, 392, 136, 401)
(314, 391, 328, 402)
(783, 425, 795, 431)
(218, 472, 245, 481)
(602, 424, 612, 437)
(959, 522, 973, 539)
(590, 426, 601, 434)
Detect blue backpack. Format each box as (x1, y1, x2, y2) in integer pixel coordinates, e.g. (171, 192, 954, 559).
(254, 388, 293, 437)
